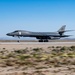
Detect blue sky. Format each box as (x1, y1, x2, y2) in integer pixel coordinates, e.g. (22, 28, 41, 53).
(0, 0, 75, 38)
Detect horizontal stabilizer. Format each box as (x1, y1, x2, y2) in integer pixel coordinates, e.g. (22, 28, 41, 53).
(64, 30, 75, 32)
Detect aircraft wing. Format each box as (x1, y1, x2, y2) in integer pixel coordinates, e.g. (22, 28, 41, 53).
(34, 35, 71, 40)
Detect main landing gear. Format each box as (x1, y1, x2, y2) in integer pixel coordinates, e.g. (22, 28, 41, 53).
(39, 39, 49, 42)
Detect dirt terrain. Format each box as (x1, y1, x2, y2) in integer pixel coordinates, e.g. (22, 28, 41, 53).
(0, 42, 75, 75)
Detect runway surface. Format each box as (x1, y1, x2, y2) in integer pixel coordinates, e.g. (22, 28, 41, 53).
(0, 42, 75, 45)
(0, 42, 75, 50)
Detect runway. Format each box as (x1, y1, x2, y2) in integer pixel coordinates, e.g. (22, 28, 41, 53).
(0, 42, 75, 50)
(0, 42, 75, 45)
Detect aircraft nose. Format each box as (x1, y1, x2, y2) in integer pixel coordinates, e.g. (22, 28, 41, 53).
(6, 33, 10, 36)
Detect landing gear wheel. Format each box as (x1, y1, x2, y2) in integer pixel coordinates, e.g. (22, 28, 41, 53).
(17, 40, 20, 42)
(44, 40, 48, 42)
(39, 40, 43, 42)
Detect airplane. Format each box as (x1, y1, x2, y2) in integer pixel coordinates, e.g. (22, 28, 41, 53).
(6, 25, 73, 42)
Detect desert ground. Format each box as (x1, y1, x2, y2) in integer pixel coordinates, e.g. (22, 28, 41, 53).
(0, 41, 75, 75)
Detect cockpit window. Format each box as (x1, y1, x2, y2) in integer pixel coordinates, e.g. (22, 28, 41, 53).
(13, 31, 18, 33)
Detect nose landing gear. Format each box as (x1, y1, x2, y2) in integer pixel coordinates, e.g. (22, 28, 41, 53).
(17, 36, 20, 42)
(17, 40, 20, 42)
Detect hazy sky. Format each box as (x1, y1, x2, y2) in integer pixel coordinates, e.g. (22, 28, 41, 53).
(0, 0, 75, 38)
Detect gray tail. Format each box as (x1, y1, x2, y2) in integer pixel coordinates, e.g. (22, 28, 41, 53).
(57, 25, 74, 36)
(57, 25, 66, 36)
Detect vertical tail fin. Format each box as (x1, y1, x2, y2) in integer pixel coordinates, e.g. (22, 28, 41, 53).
(58, 25, 66, 32)
(57, 25, 66, 35)
(57, 25, 74, 36)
